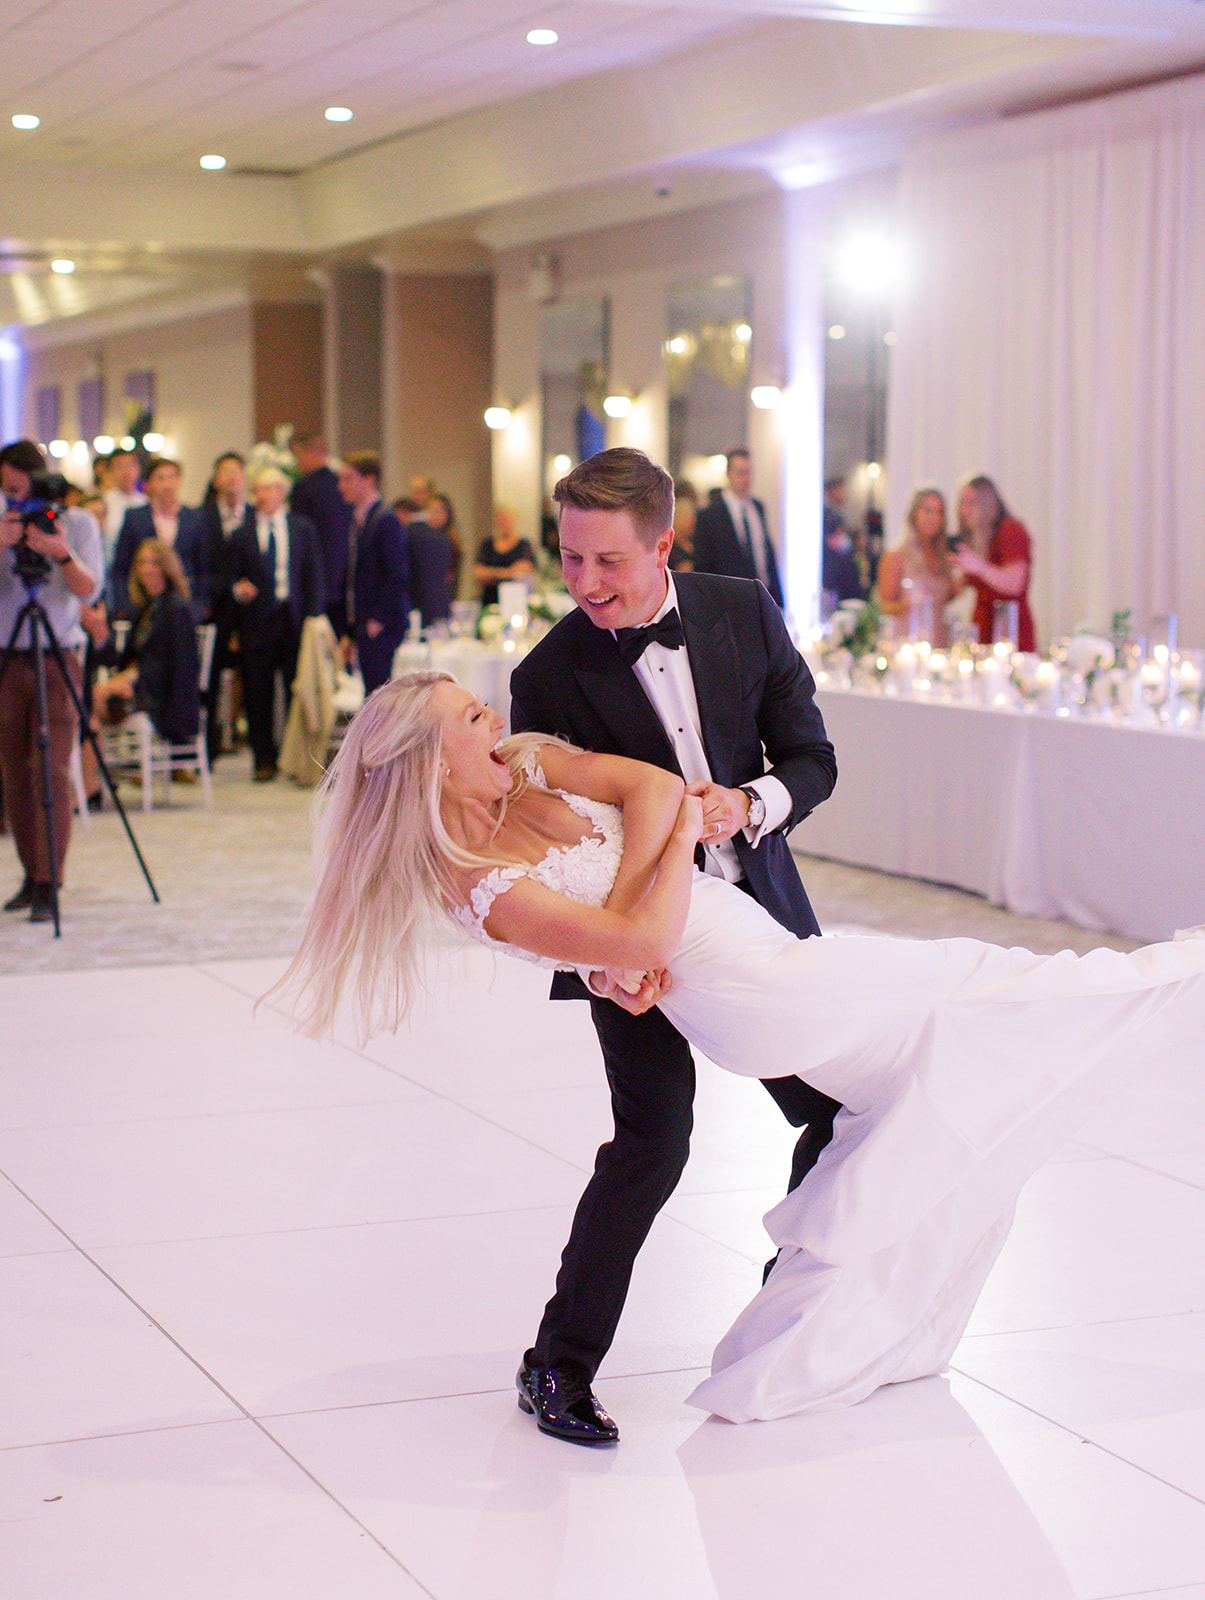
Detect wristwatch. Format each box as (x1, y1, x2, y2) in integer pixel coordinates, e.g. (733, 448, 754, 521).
(739, 786, 766, 830)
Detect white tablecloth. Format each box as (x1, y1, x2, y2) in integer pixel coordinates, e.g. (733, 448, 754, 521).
(795, 689, 1205, 943)
(393, 637, 529, 727)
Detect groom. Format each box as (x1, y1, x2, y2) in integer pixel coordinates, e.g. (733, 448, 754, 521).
(509, 447, 842, 1445)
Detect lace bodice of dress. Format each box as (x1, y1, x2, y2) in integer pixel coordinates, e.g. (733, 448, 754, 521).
(447, 754, 624, 969)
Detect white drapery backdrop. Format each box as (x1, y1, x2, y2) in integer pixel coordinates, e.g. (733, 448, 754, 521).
(887, 75, 1205, 650)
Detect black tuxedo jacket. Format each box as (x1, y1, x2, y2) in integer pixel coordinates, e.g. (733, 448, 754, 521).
(291, 466, 352, 632)
(111, 504, 209, 621)
(229, 512, 326, 645)
(694, 493, 785, 608)
(201, 501, 255, 632)
(353, 501, 411, 642)
(508, 570, 836, 992)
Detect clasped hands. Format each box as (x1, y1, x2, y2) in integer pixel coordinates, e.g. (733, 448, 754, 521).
(588, 782, 752, 1016)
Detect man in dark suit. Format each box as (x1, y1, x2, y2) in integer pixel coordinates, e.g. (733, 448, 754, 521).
(508, 447, 840, 1445)
(290, 433, 353, 637)
(200, 451, 255, 761)
(693, 447, 785, 608)
(337, 452, 410, 694)
(230, 466, 325, 780)
(109, 457, 209, 620)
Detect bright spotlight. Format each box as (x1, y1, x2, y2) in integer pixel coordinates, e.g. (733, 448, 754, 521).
(839, 234, 904, 298)
(484, 407, 512, 431)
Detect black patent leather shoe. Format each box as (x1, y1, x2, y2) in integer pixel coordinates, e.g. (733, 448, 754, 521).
(516, 1353, 619, 1446)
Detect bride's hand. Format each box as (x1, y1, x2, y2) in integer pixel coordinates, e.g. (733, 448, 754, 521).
(674, 791, 706, 845)
(587, 966, 673, 1015)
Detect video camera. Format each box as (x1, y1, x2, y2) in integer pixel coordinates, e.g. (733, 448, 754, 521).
(8, 470, 70, 587)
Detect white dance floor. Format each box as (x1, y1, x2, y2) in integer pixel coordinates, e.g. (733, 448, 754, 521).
(4, 935, 1205, 1599)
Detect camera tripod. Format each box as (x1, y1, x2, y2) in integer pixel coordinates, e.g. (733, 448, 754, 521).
(0, 584, 158, 937)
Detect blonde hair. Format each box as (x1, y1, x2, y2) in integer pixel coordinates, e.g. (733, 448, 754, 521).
(267, 671, 568, 1042)
(129, 537, 190, 606)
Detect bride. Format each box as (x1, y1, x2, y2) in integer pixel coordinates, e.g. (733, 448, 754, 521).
(277, 670, 1205, 1424)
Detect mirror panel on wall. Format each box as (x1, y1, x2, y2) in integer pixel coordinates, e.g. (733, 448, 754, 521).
(665, 275, 750, 488)
(540, 295, 609, 505)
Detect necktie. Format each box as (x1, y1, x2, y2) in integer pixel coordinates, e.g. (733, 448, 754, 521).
(614, 608, 685, 665)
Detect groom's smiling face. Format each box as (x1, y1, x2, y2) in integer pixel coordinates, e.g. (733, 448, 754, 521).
(558, 506, 673, 633)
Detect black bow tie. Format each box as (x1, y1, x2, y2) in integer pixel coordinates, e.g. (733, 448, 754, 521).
(615, 608, 685, 665)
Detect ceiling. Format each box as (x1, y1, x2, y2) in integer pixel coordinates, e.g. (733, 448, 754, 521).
(5, 0, 1205, 336)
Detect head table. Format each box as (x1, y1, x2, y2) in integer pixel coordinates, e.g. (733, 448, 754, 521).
(796, 684, 1205, 944)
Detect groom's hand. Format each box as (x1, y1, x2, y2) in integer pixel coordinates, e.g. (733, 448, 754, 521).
(686, 780, 750, 843)
(587, 966, 672, 1015)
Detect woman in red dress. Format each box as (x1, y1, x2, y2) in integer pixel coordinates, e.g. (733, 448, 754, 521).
(951, 474, 1035, 651)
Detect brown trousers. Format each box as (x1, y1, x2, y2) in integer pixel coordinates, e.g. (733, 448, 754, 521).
(0, 650, 81, 887)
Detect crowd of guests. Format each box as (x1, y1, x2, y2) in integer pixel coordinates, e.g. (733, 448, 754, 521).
(826, 472, 1036, 651)
(80, 436, 482, 779)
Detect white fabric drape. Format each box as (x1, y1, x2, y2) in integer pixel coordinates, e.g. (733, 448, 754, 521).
(888, 75, 1205, 649)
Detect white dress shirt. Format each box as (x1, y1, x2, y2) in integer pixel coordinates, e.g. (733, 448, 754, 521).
(623, 574, 791, 883)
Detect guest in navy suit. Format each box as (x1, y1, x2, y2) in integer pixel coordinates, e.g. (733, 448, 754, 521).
(290, 433, 353, 638)
(110, 458, 209, 622)
(337, 452, 411, 694)
(693, 448, 785, 608)
(200, 451, 256, 761)
(230, 467, 325, 780)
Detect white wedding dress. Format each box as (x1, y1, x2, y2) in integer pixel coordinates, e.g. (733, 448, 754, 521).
(450, 769, 1205, 1423)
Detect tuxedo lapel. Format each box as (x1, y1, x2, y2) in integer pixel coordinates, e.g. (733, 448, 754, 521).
(569, 619, 681, 772)
(678, 582, 741, 785)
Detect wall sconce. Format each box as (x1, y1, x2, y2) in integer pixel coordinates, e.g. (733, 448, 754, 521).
(484, 406, 512, 431)
(750, 385, 781, 410)
(602, 393, 633, 419)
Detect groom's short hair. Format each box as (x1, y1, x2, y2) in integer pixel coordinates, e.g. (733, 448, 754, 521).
(553, 448, 674, 548)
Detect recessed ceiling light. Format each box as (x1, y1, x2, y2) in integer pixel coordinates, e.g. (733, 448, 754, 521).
(199, 154, 227, 170)
(527, 29, 558, 46)
(50, 259, 76, 274)
(324, 106, 353, 122)
(12, 113, 40, 130)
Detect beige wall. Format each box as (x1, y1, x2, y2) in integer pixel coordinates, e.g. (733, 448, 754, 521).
(21, 305, 255, 501)
(492, 192, 790, 544)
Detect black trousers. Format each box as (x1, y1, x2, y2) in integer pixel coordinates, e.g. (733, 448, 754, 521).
(531, 963, 840, 1380)
(239, 608, 300, 771)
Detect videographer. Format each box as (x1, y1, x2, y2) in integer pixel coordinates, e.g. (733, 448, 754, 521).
(0, 439, 103, 923)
